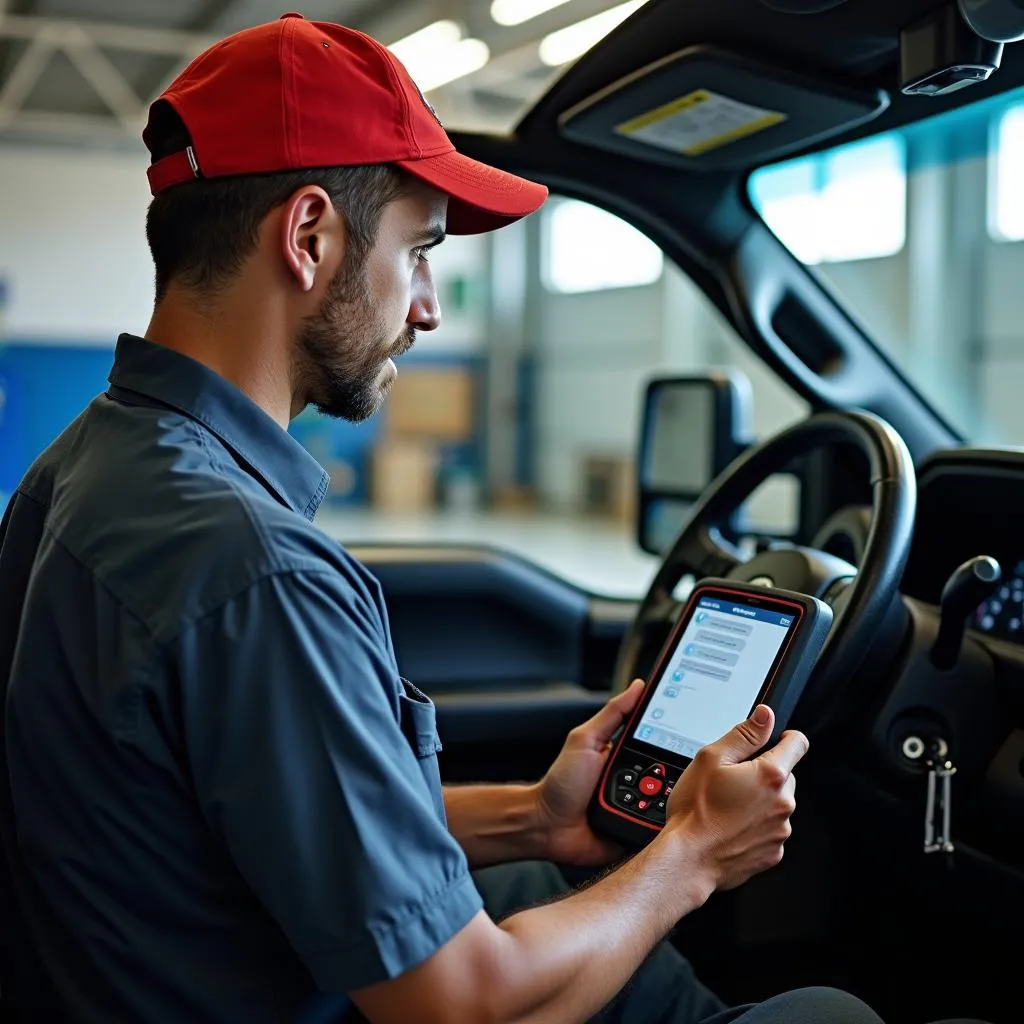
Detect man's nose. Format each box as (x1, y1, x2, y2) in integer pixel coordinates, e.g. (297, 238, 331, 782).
(409, 263, 441, 332)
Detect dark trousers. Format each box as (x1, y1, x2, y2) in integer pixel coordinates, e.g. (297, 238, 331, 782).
(473, 861, 988, 1024)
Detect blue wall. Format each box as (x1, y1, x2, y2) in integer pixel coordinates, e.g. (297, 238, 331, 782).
(0, 343, 116, 500)
(0, 342, 491, 508)
(289, 353, 488, 507)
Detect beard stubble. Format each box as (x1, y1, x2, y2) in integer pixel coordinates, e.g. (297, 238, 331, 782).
(293, 261, 416, 423)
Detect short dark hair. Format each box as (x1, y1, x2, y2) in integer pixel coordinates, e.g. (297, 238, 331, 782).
(144, 102, 411, 302)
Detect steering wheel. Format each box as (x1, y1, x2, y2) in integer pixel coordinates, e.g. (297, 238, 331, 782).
(613, 411, 917, 732)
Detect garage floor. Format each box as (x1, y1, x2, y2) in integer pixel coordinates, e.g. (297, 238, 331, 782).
(316, 509, 659, 598)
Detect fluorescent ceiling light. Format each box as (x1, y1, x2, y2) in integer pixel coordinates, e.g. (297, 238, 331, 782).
(415, 38, 490, 92)
(491, 0, 574, 27)
(389, 20, 490, 92)
(538, 1, 645, 67)
(389, 20, 462, 63)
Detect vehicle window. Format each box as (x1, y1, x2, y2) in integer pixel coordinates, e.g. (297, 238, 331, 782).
(311, 197, 807, 596)
(749, 86, 1024, 444)
(992, 105, 1024, 242)
(542, 199, 664, 293)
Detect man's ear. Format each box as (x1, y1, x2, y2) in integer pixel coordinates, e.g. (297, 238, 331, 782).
(280, 186, 344, 292)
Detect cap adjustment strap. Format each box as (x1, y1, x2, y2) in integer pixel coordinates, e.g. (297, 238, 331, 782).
(146, 145, 201, 195)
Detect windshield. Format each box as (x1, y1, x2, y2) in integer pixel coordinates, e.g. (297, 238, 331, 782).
(749, 86, 1024, 443)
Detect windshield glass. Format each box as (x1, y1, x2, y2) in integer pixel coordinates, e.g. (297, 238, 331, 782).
(749, 87, 1024, 443)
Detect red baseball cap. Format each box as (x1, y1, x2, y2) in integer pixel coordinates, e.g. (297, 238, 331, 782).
(143, 12, 548, 235)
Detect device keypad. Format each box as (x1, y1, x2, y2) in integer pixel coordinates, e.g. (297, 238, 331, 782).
(611, 760, 681, 824)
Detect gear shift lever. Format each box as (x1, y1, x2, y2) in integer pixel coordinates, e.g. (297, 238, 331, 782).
(930, 555, 1002, 670)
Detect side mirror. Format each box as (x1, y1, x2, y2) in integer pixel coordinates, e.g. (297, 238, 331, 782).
(637, 372, 753, 556)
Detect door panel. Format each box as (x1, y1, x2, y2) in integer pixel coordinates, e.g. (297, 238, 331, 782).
(351, 545, 636, 781)
(358, 545, 590, 688)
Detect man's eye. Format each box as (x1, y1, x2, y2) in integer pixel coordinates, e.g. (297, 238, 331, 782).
(414, 246, 431, 263)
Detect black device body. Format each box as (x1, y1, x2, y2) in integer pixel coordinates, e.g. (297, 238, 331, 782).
(588, 580, 833, 849)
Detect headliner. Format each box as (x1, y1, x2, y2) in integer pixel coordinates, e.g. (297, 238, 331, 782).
(517, 0, 1024, 167)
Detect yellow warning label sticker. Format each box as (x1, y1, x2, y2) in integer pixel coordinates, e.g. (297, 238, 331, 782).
(615, 89, 787, 157)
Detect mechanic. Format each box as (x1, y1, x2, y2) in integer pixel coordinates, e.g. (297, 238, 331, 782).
(0, 14, 990, 1024)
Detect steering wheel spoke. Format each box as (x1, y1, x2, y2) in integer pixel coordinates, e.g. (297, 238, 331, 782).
(676, 525, 745, 580)
(637, 591, 682, 630)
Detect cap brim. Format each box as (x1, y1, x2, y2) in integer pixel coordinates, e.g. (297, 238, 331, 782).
(396, 150, 548, 235)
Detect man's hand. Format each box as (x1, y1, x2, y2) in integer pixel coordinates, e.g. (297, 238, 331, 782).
(532, 680, 645, 867)
(665, 704, 808, 890)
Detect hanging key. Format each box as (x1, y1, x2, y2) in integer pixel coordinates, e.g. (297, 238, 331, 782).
(924, 737, 956, 856)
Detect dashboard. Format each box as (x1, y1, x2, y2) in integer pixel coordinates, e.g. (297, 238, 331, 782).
(900, 448, 1024, 643)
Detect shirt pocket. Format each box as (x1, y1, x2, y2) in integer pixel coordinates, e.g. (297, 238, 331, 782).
(397, 678, 446, 823)
(397, 678, 443, 758)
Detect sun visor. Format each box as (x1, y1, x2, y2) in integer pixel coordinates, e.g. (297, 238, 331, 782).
(557, 46, 889, 172)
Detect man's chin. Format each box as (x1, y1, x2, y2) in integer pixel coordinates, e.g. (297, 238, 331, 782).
(339, 375, 391, 424)
(308, 362, 399, 423)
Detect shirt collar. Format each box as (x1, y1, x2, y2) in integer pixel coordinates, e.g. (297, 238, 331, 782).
(107, 334, 329, 521)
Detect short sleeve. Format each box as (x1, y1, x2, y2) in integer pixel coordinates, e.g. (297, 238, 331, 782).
(175, 569, 483, 993)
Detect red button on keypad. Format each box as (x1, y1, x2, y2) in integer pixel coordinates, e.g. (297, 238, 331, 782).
(638, 776, 663, 796)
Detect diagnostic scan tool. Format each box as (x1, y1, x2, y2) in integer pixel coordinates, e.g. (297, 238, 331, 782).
(589, 580, 832, 848)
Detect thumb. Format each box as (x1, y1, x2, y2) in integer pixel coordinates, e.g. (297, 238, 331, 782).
(581, 680, 645, 748)
(711, 704, 775, 765)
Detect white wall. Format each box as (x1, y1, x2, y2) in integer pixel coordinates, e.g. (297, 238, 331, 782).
(418, 232, 487, 355)
(0, 144, 154, 344)
(977, 237, 1024, 445)
(0, 141, 485, 355)
(535, 279, 664, 506)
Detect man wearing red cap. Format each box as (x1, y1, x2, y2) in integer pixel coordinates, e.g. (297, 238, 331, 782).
(0, 13, 988, 1024)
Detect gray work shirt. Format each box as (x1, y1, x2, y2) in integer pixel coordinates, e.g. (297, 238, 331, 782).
(0, 334, 482, 1022)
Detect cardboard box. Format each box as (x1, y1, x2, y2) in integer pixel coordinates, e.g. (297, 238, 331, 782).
(371, 439, 438, 513)
(581, 455, 636, 524)
(491, 486, 537, 512)
(385, 367, 475, 441)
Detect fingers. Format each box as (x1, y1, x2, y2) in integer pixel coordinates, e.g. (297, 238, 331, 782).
(781, 772, 796, 811)
(756, 729, 809, 780)
(617, 678, 646, 712)
(707, 705, 775, 765)
(576, 679, 645, 748)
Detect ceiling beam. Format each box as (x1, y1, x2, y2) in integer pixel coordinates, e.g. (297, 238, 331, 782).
(0, 14, 212, 56)
(0, 15, 213, 132)
(61, 26, 143, 129)
(0, 109, 131, 144)
(0, 5, 558, 146)
(176, 0, 243, 32)
(346, 0, 421, 34)
(0, 31, 54, 126)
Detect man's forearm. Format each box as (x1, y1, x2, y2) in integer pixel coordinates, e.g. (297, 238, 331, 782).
(443, 784, 549, 868)
(354, 821, 715, 1024)
(488, 824, 714, 1023)
(441, 785, 705, 1022)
